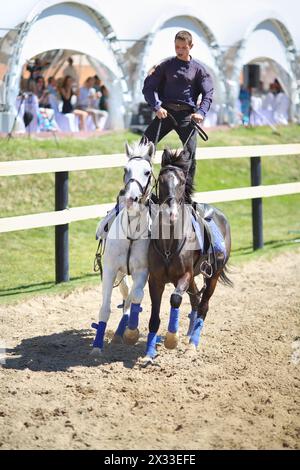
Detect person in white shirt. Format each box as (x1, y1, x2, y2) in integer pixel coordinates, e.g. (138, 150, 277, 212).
(63, 57, 79, 86)
(77, 77, 108, 130)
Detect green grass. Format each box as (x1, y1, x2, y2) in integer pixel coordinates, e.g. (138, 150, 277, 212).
(0, 124, 300, 303)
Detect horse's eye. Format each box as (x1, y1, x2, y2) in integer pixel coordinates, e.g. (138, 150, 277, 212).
(145, 171, 150, 176)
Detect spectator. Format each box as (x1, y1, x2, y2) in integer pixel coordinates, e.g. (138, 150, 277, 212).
(77, 76, 108, 130)
(26, 58, 49, 81)
(238, 85, 251, 126)
(273, 78, 283, 95)
(0, 75, 4, 105)
(63, 57, 79, 86)
(59, 75, 88, 130)
(56, 77, 64, 92)
(94, 75, 109, 111)
(35, 76, 51, 109)
(35, 75, 56, 128)
(273, 79, 289, 125)
(47, 76, 58, 97)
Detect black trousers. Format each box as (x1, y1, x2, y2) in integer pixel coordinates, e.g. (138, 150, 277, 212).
(143, 108, 197, 182)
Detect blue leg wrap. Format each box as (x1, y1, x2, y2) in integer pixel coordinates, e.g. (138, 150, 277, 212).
(115, 314, 129, 337)
(187, 310, 198, 337)
(168, 307, 180, 333)
(189, 317, 204, 347)
(146, 332, 157, 358)
(91, 321, 107, 349)
(128, 303, 142, 330)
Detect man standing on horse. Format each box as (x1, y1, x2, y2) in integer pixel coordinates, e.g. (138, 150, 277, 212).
(142, 30, 214, 182)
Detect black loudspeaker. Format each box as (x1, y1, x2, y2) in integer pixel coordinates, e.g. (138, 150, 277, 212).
(130, 103, 154, 127)
(243, 64, 260, 88)
(137, 103, 154, 125)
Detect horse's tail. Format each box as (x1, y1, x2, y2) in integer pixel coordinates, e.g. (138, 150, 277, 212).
(219, 265, 233, 288)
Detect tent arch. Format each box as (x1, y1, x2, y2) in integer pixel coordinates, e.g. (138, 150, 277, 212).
(2, 1, 130, 128)
(228, 15, 299, 123)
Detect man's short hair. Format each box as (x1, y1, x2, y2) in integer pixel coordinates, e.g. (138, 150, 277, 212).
(175, 30, 193, 45)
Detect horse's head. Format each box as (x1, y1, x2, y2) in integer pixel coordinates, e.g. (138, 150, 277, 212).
(123, 140, 155, 212)
(159, 148, 190, 223)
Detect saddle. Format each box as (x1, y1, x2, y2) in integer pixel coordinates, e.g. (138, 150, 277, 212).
(191, 202, 227, 277)
(95, 190, 125, 240)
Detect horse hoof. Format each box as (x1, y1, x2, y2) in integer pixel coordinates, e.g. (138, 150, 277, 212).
(164, 332, 179, 349)
(123, 328, 140, 345)
(90, 347, 102, 357)
(185, 343, 197, 355)
(140, 355, 153, 368)
(111, 334, 123, 345)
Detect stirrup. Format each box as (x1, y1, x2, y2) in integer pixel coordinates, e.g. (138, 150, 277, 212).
(200, 260, 213, 278)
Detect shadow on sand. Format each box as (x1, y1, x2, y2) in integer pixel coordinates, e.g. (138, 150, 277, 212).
(3, 329, 148, 372)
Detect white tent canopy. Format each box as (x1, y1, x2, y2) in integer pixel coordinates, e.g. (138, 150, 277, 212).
(242, 29, 291, 76)
(19, 4, 121, 77)
(0, 0, 299, 131)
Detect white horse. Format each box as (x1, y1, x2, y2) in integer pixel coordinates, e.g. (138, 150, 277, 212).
(91, 141, 155, 355)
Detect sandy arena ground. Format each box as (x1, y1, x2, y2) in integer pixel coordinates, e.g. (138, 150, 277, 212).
(0, 249, 299, 450)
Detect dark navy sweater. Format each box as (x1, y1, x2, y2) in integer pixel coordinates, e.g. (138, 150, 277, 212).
(142, 56, 214, 117)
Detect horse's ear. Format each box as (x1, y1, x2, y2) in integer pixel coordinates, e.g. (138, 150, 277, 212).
(125, 142, 132, 158)
(140, 135, 149, 146)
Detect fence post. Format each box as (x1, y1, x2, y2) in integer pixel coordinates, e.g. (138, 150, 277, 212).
(250, 156, 263, 250)
(55, 171, 69, 283)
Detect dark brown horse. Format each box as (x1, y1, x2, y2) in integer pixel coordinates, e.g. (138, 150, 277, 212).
(144, 148, 232, 362)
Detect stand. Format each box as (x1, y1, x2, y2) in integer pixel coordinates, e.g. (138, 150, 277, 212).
(6, 93, 25, 141)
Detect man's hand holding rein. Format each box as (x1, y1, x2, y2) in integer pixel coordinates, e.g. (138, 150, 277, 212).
(155, 107, 168, 119)
(191, 113, 204, 123)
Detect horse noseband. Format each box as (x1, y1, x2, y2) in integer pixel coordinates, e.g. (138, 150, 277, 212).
(124, 174, 152, 203)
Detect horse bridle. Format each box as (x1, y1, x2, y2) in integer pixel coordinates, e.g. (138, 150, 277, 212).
(123, 156, 153, 203)
(158, 164, 186, 206)
(122, 155, 154, 275)
(151, 164, 188, 271)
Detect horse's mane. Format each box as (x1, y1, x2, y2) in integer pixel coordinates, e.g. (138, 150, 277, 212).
(128, 141, 153, 159)
(161, 149, 194, 203)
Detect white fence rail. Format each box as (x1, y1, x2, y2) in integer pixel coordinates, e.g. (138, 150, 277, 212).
(1, 182, 300, 234)
(1, 143, 300, 176)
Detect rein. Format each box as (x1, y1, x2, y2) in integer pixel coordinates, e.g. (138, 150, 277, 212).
(182, 117, 209, 150)
(152, 163, 187, 273)
(153, 112, 178, 147)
